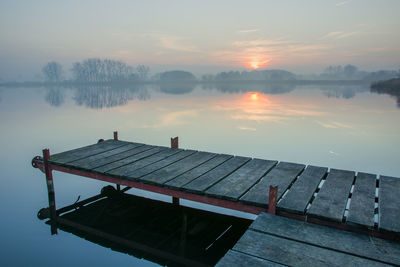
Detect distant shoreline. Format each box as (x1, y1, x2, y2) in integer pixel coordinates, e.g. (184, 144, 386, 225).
(0, 79, 369, 88)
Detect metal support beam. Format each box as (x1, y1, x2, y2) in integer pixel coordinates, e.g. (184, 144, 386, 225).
(31, 157, 266, 214)
(268, 186, 278, 215)
(43, 149, 57, 235)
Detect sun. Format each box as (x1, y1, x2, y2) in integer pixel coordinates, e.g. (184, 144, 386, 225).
(250, 61, 259, 69)
(250, 92, 259, 100)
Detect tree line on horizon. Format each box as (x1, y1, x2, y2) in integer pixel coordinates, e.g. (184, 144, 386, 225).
(41, 59, 399, 83)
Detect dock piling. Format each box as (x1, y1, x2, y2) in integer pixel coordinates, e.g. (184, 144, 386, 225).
(43, 148, 57, 235)
(171, 137, 180, 205)
(171, 136, 179, 149)
(268, 186, 278, 215)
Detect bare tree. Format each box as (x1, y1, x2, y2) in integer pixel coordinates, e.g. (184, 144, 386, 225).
(42, 61, 63, 82)
(137, 65, 150, 81)
(72, 58, 137, 82)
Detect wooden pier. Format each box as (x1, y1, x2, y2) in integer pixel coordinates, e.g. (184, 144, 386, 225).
(32, 132, 400, 265)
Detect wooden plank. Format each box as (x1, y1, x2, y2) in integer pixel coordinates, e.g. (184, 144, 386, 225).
(78, 145, 157, 171)
(94, 146, 166, 173)
(141, 152, 217, 184)
(182, 156, 251, 193)
(379, 175, 400, 233)
(347, 172, 376, 228)
(308, 168, 355, 222)
(67, 143, 144, 169)
(127, 150, 197, 180)
(251, 212, 400, 266)
(206, 159, 277, 201)
(277, 165, 327, 214)
(107, 148, 182, 177)
(216, 250, 285, 267)
(240, 162, 305, 207)
(49, 140, 130, 164)
(232, 229, 389, 267)
(165, 154, 233, 189)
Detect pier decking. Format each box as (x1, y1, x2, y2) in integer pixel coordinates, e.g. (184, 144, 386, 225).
(32, 135, 400, 238)
(217, 212, 400, 266)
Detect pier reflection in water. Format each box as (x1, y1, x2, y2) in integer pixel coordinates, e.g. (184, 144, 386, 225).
(41, 186, 251, 267)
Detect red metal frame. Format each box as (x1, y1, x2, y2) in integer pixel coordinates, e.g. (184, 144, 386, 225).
(32, 157, 400, 241)
(32, 159, 266, 215)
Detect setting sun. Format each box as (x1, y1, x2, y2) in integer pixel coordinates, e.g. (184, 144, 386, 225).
(250, 92, 259, 100)
(251, 62, 259, 69)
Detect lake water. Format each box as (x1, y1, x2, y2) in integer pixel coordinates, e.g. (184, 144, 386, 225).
(0, 82, 399, 266)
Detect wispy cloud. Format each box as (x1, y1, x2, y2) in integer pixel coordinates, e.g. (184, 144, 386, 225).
(317, 121, 354, 129)
(336, 1, 350, 7)
(321, 31, 359, 39)
(140, 32, 199, 53)
(237, 29, 260, 34)
(238, 126, 257, 131)
(214, 37, 331, 67)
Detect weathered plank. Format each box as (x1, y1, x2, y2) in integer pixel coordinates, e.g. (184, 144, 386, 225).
(206, 159, 277, 201)
(67, 143, 144, 169)
(182, 156, 251, 193)
(233, 229, 389, 267)
(79, 145, 157, 171)
(347, 172, 376, 228)
(141, 152, 217, 184)
(107, 148, 182, 177)
(165, 154, 233, 189)
(94, 146, 166, 173)
(50, 140, 130, 164)
(308, 169, 355, 222)
(277, 165, 327, 214)
(240, 162, 305, 207)
(379, 175, 400, 233)
(216, 250, 285, 267)
(251, 212, 400, 265)
(127, 150, 197, 180)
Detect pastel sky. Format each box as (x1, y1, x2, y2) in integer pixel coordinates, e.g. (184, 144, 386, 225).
(0, 0, 399, 80)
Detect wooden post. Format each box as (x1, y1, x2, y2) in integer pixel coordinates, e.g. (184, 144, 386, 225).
(268, 186, 278, 215)
(171, 136, 179, 204)
(43, 149, 58, 235)
(113, 131, 118, 141)
(171, 136, 178, 149)
(173, 197, 180, 205)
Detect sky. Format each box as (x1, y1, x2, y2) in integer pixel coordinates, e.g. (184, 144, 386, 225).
(0, 0, 399, 80)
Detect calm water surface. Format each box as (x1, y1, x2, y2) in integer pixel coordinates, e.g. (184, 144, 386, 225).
(0, 83, 399, 266)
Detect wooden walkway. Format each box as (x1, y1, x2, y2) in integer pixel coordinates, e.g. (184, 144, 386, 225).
(32, 137, 400, 237)
(217, 212, 400, 266)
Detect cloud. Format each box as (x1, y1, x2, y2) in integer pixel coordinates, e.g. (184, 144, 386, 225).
(317, 121, 354, 129)
(321, 31, 359, 40)
(140, 32, 199, 53)
(237, 29, 260, 34)
(238, 126, 257, 131)
(336, 1, 350, 7)
(213, 37, 331, 67)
